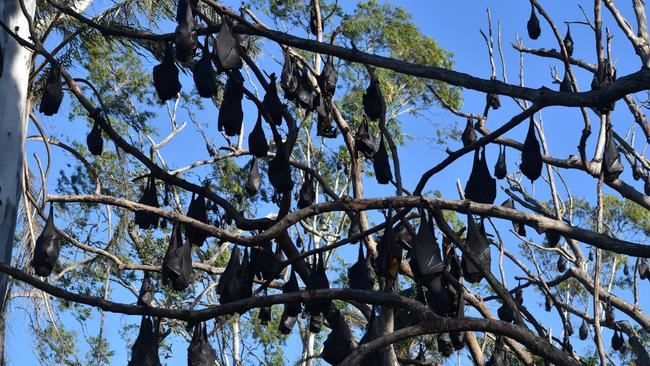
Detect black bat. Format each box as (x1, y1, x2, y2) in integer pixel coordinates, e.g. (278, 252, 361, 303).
(153, 43, 182, 101)
(192, 39, 217, 98)
(486, 336, 507, 366)
(486, 92, 501, 110)
(185, 193, 209, 246)
(363, 77, 383, 121)
(321, 309, 355, 365)
(216, 246, 243, 304)
(187, 322, 217, 366)
(262, 73, 283, 126)
(278, 268, 301, 334)
(316, 96, 337, 138)
(31, 205, 62, 277)
(295, 67, 315, 111)
(358, 310, 382, 366)
(494, 145, 507, 179)
(215, 20, 243, 70)
(355, 116, 377, 158)
(521, 117, 543, 182)
(437, 333, 454, 357)
(461, 215, 491, 284)
(319, 55, 337, 97)
(348, 243, 375, 291)
(527, 5, 541, 40)
(39, 66, 64, 116)
(297, 174, 315, 209)
(268, 151, 293, 193)
(563, 25, 574, 56)
(86, 120, 103, 156)
(128, 316, 162, 366)
(603, 130, 624, 182)
(465, 147, 496, 204)
(218, 70, 244, 137)
(240, 248, 254, 301)
(162, 223, 193, 291)
(373, 134, 392, 185)
(579, 319, 589, 340)
(248, 112, 269, 158)
(245, 157, 262, 196)
(560, 71, 572, 92)
(137, 273, 155, 307)
(135, 176, 160, 230)
(461, 119, 477, 148)
(413, 209, 444, 276)
(305, 252, 330, 333)
(174, 0, 197, 62)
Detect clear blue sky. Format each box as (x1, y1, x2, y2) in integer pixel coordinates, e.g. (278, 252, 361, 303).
(8, 0, 649, 365)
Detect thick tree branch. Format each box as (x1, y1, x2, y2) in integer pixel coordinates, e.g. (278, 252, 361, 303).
(47, 194, 650, 256)
(46, 0, 650, 107)
(338, 317, 581, 366)
(1, 261, 432, 320)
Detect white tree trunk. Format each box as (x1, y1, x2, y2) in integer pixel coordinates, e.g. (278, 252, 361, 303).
(305, 333, 314, 366)
(232, 316, 240, 366)
(0, 0, 36, 363)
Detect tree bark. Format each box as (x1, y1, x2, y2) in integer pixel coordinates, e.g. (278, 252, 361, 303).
(232, 316, 240, 366)
(0, 0, 36, 364)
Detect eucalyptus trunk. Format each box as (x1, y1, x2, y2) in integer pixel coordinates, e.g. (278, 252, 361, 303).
(0, 0, 37, 363)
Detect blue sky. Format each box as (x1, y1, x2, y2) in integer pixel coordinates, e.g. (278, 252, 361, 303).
(7, 0, 649, 365)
